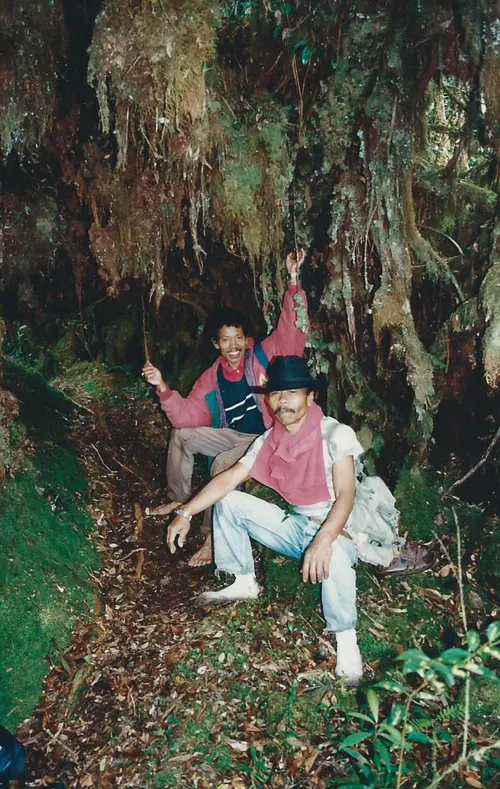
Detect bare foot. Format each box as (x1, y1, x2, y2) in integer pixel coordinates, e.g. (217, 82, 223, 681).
(147, 501, 181, 516)
(187, 534, 213, 567)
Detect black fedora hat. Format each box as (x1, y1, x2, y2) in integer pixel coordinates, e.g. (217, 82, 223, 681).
(256, 355, 328, 393)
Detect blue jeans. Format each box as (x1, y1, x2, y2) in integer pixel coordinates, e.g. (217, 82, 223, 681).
(213, 491, 358, 632)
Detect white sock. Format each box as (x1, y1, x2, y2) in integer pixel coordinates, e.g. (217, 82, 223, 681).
(336, 628, 358, 648)
(230, 573, 258, 588)
(335, 629, 363, 684)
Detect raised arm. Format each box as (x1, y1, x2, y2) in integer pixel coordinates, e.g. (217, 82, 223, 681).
(166, 461, 250, 554)
(261, 249, 310, 360)
(301, 455, 356, 584)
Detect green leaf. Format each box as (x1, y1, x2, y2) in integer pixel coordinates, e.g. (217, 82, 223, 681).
(399, 648, 430, 674)
(466, 630, 481, 650)
(336, 783, 367, 789)
(375, 680, 408, 694)
(465, 664, 499, 680)
(366, 689, 379, 723)
(379, 723, 403, 746)
(388, 704, 407, 727)
(440, 648, 471, 664)
(432, 662, 456, 686)
(398, 648, 428, 662)
(416, 691, 441, 701)
(339, 732, 373, 749)
(342, 747, 369, 764)
(294, 39, 307, 50)
(348, 712, 377, 724)
(407, 731, 434, 745)
(487, 621, 500, 643)
(301, 44, 312, 65)
(374, 738, 393, 769)
(482, 646, 500, 660)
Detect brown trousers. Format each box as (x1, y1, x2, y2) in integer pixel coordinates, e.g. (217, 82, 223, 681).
(166, 427, 259, 534)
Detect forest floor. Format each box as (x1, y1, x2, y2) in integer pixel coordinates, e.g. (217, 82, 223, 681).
(16, 377, 500, 789)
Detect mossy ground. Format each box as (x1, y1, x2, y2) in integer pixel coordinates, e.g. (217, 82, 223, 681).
(2, 353, 496, 788)
(395, 463, 483, 542)
(0, 363, 100, 730)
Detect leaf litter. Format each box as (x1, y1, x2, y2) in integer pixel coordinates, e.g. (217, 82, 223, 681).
(15, 391, 495, 788)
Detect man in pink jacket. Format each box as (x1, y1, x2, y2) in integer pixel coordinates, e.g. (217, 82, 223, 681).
(143, 250, 309, 566)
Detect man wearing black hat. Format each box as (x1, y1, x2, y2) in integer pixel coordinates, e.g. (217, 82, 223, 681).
(166, 356, 403, 685)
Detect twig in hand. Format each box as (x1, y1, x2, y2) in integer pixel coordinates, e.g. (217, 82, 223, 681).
(141, 288, 150, 364)
(448, 426, 500, 492)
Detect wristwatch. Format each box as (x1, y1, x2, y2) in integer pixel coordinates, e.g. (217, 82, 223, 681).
(174, 508, 192, 521)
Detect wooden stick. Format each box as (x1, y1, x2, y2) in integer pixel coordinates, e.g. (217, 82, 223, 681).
(448, 426, 500, 492)
(142, 288, 150, 363)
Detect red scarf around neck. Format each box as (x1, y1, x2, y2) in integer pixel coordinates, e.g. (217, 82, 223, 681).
(250, 402, 331, 505)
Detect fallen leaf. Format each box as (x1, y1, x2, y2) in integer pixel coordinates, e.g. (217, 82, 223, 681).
(304, 747, 320, 772)
(464, 775, 483, 788)
(228, 739, 249, 752)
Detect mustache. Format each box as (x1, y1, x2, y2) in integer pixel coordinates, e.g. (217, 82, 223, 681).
(275, 407, 295, 414)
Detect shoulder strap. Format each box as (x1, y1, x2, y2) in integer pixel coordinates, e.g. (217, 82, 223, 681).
(253, 343, 269, 370)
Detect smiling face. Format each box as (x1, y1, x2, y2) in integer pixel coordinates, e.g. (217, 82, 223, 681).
(213, 324, 248, 370)
(267, 388, 314, 433)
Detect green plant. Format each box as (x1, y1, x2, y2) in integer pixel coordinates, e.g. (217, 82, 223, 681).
(0, 448, 99, 728)
(337, 623, 500, 788)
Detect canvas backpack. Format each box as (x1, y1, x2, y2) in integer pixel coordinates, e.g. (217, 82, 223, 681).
(324, 420, 405, 567)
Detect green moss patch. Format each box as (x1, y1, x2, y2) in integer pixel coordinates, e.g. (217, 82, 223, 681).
(395, 464, 483, 541)
(0, 446, 99, 729)
(0, 361, 100, 730)
(477, 517, 500, 589)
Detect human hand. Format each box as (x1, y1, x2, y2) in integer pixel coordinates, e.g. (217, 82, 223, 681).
(285, 248, 306, 276)
(302, 532, 333, 584)
(142, 361, 166, 391)
(166, 515, 191, 554)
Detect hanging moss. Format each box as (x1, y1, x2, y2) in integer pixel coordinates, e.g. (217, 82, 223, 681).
(480, 259, 500, 388)
(88, 0, 222, 162)
(209, 95, 291, 320)
(0, 0, 65, 155)
(312, 13, 388, 172)
(0, 195, 67, 285)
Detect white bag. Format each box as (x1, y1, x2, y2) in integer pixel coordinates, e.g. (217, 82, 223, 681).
(349, 471, 405, 567)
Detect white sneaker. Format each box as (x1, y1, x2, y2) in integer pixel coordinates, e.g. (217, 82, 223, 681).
(196, 574, 261, 607)
(335, 629, 363, 686)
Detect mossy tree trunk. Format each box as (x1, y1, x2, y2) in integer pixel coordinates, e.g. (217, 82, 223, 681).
(0, 0, 499, 481)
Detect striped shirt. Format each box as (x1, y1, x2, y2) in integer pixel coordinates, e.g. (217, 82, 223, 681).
(217, 365, 265, 435)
